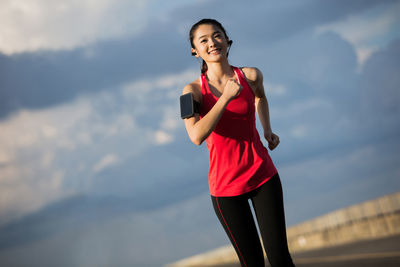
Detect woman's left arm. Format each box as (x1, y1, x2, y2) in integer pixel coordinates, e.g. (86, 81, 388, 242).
(250, 67, 280, 150)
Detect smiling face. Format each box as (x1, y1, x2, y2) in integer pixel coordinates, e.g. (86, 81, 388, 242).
(191, 23, 230, 63)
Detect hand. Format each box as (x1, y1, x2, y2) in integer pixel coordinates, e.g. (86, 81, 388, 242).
(222, 78, 242, 101)
(264, 130, 280, 150)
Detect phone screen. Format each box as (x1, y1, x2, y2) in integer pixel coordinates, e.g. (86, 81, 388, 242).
(180, 93, 194, 119)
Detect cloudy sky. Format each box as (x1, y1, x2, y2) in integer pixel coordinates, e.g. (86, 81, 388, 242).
(0, 0, 399, 266)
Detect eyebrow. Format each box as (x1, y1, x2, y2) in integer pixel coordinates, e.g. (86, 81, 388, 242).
(198, 31, 222, 40)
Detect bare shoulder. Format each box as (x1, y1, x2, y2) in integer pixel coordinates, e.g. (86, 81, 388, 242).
(240, 66, 263, 84)
(182, 78, 202, 102)
(240, 67, 264, 97)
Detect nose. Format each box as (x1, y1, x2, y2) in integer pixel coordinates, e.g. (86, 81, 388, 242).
(208, 38, 216, 47)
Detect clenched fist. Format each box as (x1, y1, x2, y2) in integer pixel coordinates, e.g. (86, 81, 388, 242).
(264, 130, 280, 150)
(222, 78, 242, 101)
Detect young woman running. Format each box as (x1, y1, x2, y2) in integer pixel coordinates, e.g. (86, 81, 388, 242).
(181, 18, 295, 267)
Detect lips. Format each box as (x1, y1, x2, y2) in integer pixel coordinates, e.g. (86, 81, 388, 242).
(208, 48, 221, 54)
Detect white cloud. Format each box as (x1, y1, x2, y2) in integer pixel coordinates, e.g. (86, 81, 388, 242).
(290, 124, 308, 138)
(0, 0, 200, 55)
(154, 130, 174, 145)
(314, 2, 400, 69)
(93, 153, 119, 173)
(264, 81, 287, 96)
(0, 99, 96, 225)
(122, 68, 198, 97)
(0, 99, 93, 151)
(0, 0, 148, 55)
(122, 68, 197, 146)
(41, 151, 55, 168)
(271, 97, 333, 119)
(0, 163, 69, 226)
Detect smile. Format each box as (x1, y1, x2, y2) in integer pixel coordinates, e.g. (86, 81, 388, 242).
(208, 48, 221, 54)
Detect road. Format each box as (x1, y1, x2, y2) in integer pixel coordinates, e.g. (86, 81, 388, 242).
(211, 234, 400, 267)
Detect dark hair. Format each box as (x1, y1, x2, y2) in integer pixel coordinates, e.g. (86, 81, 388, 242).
(189, 18, 231, 74)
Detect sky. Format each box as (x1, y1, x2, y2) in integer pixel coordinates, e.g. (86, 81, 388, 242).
(0, 0, 399, 266)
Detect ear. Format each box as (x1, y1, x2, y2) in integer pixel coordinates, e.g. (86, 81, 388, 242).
(191, 48, 198, 57)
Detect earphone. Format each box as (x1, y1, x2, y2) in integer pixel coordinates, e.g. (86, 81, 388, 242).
(227, 40, 233, 56)
(192, 40, 233, 56)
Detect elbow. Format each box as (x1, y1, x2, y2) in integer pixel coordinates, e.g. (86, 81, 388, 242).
(189, 133, 204, 146)
(191, 136, 203, 146)
(186, 126, 206, 146)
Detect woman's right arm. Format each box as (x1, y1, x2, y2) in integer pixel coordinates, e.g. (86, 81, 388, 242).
(182, 79, 241, 146)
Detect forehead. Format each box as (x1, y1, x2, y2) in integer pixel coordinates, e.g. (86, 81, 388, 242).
(194, 24, 222, 39)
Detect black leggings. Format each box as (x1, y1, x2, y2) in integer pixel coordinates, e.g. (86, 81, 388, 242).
(211, 172, 295, 267)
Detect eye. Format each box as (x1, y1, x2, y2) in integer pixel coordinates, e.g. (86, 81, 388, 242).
(200, 39, 207, 43)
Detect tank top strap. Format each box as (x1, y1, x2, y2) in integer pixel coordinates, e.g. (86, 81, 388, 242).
(233, 66, 255, 97)
(232, 66, 241, 80)
(232, 66, 246, 87)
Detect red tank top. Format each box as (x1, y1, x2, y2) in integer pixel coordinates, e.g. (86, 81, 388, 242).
(200, 66, 278, 197)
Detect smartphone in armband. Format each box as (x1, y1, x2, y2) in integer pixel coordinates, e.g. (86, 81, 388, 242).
(180, 93, 200, 119)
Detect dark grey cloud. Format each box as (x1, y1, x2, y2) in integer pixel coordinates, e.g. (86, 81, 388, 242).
(0, 21, 192, 119)
(170, 0, 395, 46)
(89, 136, 209, 199)
(359, 39, 400, 133)
(239, 29, 362, 165)
(1, 0, 394, 119)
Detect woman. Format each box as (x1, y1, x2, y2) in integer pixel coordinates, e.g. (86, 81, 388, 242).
(181, 18, 295, 267)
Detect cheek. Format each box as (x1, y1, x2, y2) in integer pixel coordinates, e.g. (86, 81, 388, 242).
(198, 46, 208, 55)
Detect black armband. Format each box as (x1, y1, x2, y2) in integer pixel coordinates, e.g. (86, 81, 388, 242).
(180, 93, 200, 119)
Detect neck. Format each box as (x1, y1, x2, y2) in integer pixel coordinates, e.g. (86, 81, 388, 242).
(205, 59, 234, 83)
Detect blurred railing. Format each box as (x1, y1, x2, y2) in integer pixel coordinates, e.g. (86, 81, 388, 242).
(166, 191, 400, 267)
(287, 191, 400, 252)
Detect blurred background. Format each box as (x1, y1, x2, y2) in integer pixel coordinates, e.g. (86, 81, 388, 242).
(0, 0, 399, 266)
